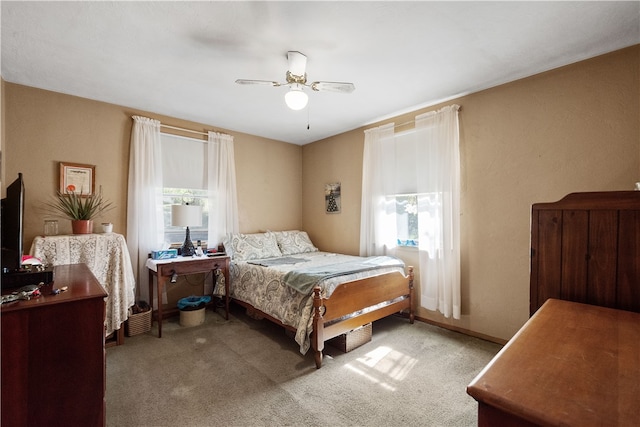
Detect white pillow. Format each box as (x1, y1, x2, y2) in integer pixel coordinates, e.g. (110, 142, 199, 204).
(272, 230, 318, 255)
(222, 233, 235, 258)
(225, 232, 282, 261)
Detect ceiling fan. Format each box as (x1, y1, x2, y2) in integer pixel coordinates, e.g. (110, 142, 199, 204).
(235, 51, 355, 110)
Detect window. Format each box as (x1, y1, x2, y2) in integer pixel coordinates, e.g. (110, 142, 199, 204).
(394, 194, 418, 247)
(361, 105, 460, 319)
(391, 130, 420, 248)
(162, 188, 208, 245)
(160, 133, 211, 246)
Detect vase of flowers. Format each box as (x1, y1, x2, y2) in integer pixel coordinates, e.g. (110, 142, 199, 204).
(45, 188, 114, 234)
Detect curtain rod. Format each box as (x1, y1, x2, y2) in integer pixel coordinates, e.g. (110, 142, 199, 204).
(160, 124, 209, 137)
(394, 105, 463, 129)
(395, 120, 414, 129)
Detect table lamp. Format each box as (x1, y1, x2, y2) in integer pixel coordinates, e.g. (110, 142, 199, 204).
(171, 204, 202, 256)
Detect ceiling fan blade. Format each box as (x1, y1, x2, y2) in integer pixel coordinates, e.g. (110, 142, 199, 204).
(287, 51, 307, 77)
(235, 79, 281, 87)
(309, 81, 355, 93)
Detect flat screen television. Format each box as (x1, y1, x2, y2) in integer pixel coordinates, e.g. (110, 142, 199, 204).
(2, 173, 25, 274)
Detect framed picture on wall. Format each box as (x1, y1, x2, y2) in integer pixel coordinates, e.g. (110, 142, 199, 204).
(325, 182, 341, 214)
(60, 162, 95, 195)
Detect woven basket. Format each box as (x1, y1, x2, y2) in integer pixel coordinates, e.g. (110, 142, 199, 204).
(328, 322, 372, 353)
(125, 309, 152, 337)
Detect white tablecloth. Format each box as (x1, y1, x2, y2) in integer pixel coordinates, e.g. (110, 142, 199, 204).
(145, 254, 212, 272)
(30, 233, 136, 335)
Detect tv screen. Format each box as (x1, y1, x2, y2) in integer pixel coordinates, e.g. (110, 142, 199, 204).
(2, 173, 25, 273)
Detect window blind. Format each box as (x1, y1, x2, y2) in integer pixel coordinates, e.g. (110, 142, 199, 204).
(160, 133, 206, 189)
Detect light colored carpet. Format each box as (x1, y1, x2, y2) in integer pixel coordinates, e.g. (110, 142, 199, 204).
(106, 304, 501, 427)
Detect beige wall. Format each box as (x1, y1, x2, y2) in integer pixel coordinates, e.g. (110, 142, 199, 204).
(302, 45, 640, 342)
(2, 83, 302, 257)
(3, 46, 638, 341)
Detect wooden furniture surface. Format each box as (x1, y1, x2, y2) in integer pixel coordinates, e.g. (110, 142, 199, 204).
(146, 255, 230, 337)
(233, 265, 414, 369)
(530, 191, 640, 315)
(1, 264, 107, 427)
(311, 267, 414, 368)
(467, 298, 640, 427)
(30, 232, 137, 345)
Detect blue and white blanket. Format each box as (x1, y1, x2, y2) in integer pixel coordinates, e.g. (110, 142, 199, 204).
(282, 256, 405, 294)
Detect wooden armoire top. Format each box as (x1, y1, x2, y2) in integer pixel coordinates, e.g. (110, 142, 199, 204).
(533, 191, 640, 210)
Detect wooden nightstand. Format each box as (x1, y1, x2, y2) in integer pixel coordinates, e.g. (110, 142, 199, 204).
(146, 255, 230, 337)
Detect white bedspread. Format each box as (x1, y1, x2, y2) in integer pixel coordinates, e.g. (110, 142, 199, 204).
(230, 251, 405, 354)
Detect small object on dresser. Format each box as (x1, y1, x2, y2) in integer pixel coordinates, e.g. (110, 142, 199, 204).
(49, 286, 67, 295)
(207, 252, 227, 257)
(151, 249, 178, 260)
(195, 241, 204, 256)
(125, 301, 152, 337)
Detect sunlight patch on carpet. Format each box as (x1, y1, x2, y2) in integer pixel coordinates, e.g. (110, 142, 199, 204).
(344, 346, 417, 391)
(171, 384, 196, 398)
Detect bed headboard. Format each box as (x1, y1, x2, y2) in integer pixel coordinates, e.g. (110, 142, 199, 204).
(530, 191, 640, 316)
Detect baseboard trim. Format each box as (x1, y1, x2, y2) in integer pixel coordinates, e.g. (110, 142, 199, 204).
(397, 313, 508, 346)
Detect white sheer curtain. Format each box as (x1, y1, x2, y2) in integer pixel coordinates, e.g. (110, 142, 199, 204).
(126, 116, 165, 302)
(207, 131, 239, 244)
(359, 105, 461, 319)
(416, 105, 461, 319)
(359, 123, 396, 256)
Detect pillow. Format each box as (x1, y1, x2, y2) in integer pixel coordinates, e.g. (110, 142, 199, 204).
(272, 230, 318, 255)
(222, 233, 238, 258)
(226, 232, 282, 261)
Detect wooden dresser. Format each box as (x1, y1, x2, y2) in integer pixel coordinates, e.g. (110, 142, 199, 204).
(469, 191, 640, 426)
(467, 298, 640, 426)
(1, 264, 108, 426)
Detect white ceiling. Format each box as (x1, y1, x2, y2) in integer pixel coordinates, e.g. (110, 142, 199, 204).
(2, 1, 639, 145)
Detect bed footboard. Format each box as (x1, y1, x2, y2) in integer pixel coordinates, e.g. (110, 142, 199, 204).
(312, 266, 414, 369)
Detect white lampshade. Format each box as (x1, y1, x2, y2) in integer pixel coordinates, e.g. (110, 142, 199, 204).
(284, 84, 308, 110)
(171, 204, 202, 227)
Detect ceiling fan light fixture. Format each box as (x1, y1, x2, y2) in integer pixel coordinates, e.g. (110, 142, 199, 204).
(284, 85, 308, 110)
(237, 51, 353, 110)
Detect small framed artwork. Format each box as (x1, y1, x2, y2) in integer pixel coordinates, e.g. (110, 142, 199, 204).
(325, 182, 341, 214)
(59, 162, 95, 195)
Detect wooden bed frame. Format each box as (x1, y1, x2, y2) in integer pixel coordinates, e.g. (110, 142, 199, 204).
(530, 191, 640, 315)
(233, 266, 414, 369)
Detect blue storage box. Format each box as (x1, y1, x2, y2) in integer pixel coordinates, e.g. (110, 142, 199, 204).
(151, 249, 178, 260)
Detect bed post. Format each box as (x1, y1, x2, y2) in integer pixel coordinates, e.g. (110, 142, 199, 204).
(312, 286, 324, 369)
(408, 266, 415, 324)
